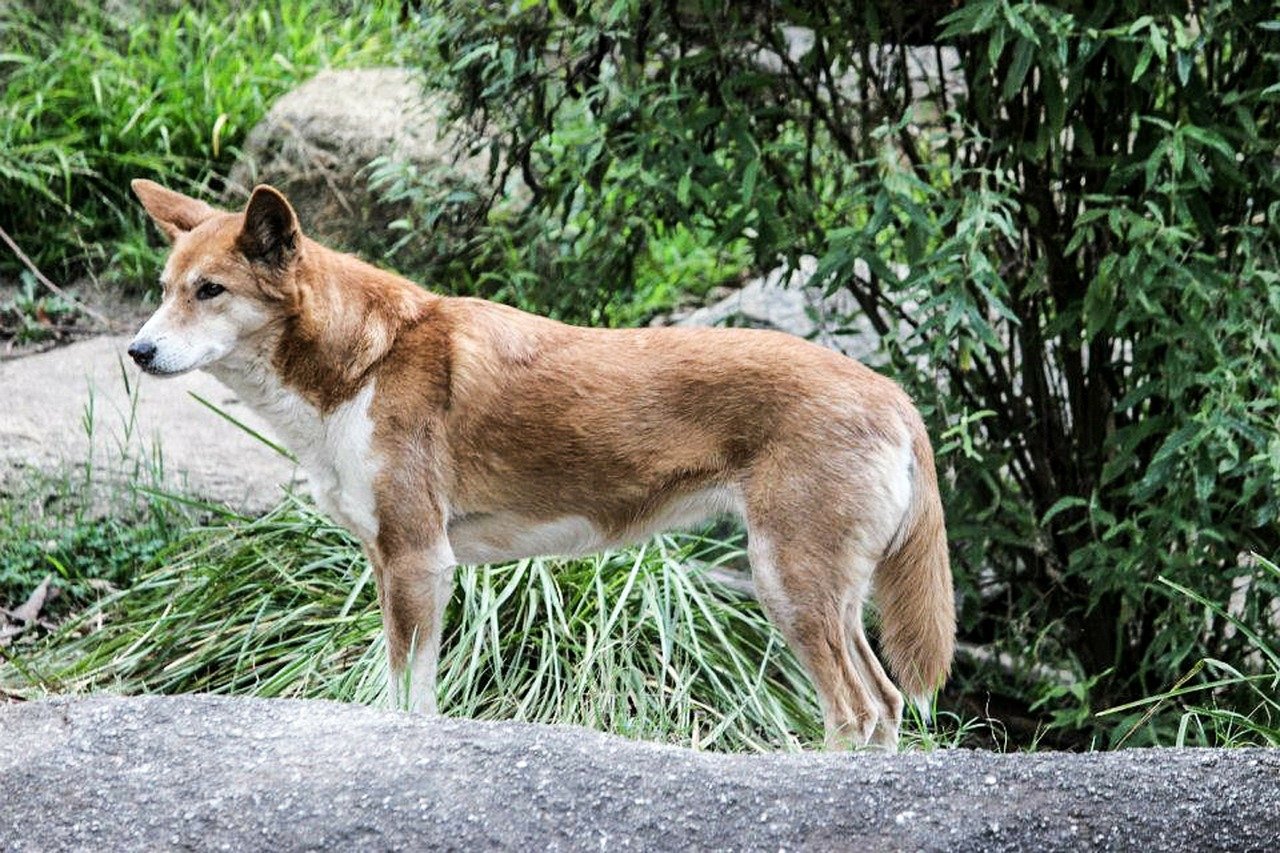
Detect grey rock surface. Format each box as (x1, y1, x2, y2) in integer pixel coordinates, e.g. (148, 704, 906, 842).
(0, 335, 299, 512)
(2, 694, 1277, 851)
(676, 256, 885, 364)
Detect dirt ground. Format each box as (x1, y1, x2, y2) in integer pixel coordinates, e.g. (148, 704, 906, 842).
(0, 332, 300, 512)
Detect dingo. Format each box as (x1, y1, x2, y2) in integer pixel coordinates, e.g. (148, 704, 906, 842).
(128, 180, 954, 748)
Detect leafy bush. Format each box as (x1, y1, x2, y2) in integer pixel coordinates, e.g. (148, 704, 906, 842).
(0, 0, 404, 290)
(413, 0, 1280, 744)
(367, 142, 751, 325)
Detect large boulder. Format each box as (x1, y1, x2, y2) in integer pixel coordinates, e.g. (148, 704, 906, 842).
(1, 695, 1277, 851)
(225, 68, 491, 271)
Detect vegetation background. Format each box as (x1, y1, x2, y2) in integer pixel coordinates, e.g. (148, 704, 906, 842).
(1, 0, 1277, 750)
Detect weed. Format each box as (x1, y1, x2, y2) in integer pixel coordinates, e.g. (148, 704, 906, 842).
(0, 272, 81, 345)
(1100, 558, 1280, 748)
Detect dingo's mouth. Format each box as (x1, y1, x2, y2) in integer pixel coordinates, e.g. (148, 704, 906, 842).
(138, 363, 194, 377)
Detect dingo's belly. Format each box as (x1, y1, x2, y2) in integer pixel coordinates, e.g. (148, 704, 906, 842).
(446, 484, 741, 564)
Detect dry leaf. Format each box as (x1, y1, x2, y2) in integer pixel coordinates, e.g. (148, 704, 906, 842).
(3, 574, 55, 624)
(0, 575, 59, 644)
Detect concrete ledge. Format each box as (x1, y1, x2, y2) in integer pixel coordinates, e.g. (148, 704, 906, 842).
(1, 695, 1276, 851)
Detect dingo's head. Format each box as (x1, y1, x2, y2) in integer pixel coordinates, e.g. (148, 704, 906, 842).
(128, 180, 301, 376)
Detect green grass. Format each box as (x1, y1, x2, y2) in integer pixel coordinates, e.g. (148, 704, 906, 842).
(0, 0, 406, 290)
(1099, 560, 1280, 748)
(0, 397, 965, 752)
(0, 392, 180, 612)
(0, 373, 955, 753)
(1, 487, 826, 750)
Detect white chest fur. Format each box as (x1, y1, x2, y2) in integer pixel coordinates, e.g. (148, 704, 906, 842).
(209, 359, 381, 543)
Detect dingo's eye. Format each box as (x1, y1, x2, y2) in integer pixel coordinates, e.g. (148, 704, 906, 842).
(196, 281, 226, 301)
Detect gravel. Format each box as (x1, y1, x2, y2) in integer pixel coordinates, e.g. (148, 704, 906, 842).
(2, 695, 1276, 851)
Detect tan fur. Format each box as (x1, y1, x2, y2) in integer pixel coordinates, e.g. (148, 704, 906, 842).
(128, 179, 956, 748)
(873, 410, 956, 708)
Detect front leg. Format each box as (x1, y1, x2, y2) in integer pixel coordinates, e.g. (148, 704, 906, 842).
(366, 536, 456, 713)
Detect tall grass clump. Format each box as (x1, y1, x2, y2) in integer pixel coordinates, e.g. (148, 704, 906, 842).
(0, 474, 180, 617)
(0, 0, 404, 289)
(1, 497, 837, 751)
(0, 364, 191, 612)
(1103, 555, 1280, 748)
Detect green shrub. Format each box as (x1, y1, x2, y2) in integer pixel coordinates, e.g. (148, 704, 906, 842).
(367, 140, 751, 325)
(412, 0, 1280, 744)
(1102, 556, 1280, 747)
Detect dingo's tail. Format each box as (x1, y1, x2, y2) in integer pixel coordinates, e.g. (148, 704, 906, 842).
(874, 420, 955, 718)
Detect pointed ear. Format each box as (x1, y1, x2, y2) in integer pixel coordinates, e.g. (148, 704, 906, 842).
(237, 185, 301, 268)
(131, 179, 218, 242)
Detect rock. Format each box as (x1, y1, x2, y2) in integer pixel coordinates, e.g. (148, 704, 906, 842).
(225, 68, 492, 270)
(1, 695, 1277, 851)
(676, 256, 884, 363)
(0, 335, 298, 513)
(758, 29, 964, 103)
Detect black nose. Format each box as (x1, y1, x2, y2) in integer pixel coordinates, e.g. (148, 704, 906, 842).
(128, 341, 156, 367)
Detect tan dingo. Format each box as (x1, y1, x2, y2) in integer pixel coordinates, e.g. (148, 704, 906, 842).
(128, 180, 954, 748)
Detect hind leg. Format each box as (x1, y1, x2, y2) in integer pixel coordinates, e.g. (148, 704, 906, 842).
(747, 531, 886, 749)
(846, 600, 905, 748)
(741, 432, 915, 749)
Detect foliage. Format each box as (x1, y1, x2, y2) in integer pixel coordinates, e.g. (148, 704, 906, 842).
(3, 493, 830, 751)
(367, 148, 750, 324)
(1102, 555, 1280, 747)
(0, 480, 171, 614)
(0, 0, 405, 290)
(0, 272, 81, 345)
(413, 0, 1280, 743)
(4, 0, 1278, 751)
